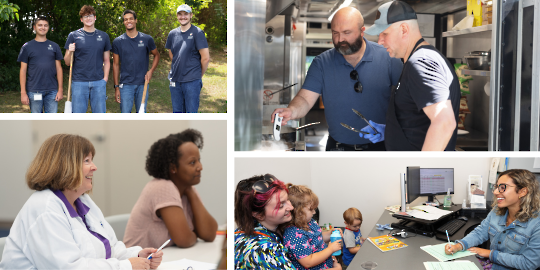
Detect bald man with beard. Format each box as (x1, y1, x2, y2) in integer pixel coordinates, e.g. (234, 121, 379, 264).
(271, 7, 403, 151)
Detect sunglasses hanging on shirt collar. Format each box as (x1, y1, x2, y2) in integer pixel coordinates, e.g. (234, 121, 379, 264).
(350, 70, 363, 93)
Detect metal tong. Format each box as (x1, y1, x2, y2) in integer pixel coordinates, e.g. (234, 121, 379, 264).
(340, 108, 379, 135)
(267, 83, 298, 97)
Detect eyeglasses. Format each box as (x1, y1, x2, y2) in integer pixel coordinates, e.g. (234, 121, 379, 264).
(492, 183, 517, 193)
(82, 15, 94, 19)
(350, 70, 363, 93)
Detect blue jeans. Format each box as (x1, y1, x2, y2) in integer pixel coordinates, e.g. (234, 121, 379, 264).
(28, 90, 58, 113)
(169, 79, 202, 113)
(71, 80, 107, 113)
(119, 84, 149, 113)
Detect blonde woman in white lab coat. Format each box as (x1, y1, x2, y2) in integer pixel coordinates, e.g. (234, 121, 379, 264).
(0, 134, 163, 270)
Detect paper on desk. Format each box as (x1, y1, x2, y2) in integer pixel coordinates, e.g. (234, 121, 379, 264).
(424, 260, 481, 270)
(157, 259, 217, 270)
(420, 243, 475, 262)
(406, 206, 452, 220)
(470, 195, 486, 209)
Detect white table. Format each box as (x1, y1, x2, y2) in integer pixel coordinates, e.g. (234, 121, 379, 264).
(157, 235, 224, 269)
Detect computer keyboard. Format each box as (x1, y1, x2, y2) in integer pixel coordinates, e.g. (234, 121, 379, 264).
(436, 219, 467, 236)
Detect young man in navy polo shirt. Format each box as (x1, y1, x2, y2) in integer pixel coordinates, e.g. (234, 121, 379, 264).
(165, 4, 210, 113)
(18, 16, 63, 113)
(112, 10, 160, 113)
(64, 5, 112, 113)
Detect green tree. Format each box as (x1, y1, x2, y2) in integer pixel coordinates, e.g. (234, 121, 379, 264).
(197, 0, 226, 46)
(0, 0, 19, 23)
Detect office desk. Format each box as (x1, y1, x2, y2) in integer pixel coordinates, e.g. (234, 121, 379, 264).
(157, 235, 224, 269)
(349, 211, 483, 269)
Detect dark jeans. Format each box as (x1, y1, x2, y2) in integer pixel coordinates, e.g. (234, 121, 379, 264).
(326, 135, 386, 151)
(169, 79, 202, 113)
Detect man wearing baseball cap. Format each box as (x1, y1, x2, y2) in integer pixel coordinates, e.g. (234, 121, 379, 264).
(362, 1, 460, 151)
(271, 7, 403, 151)
(165, 4, 210, 113)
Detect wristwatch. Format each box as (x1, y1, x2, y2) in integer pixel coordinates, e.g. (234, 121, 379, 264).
(114, 85, 120, 89)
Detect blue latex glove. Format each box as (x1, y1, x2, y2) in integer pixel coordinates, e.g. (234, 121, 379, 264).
(358, 120, 385, 143)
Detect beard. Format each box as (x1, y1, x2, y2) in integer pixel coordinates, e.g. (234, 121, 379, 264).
(180, 18, 192, 26)
(335, 34, 363, 55)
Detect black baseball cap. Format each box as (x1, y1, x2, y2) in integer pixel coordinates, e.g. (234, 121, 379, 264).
(364, 1, 417, 36)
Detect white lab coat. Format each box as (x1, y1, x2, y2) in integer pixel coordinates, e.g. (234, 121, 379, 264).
(0, 189, 141, 270)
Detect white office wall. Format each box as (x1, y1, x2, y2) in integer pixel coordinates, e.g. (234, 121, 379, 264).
(0, 121, 34, 219)
(235, 157, 493, 233)
(0, 121, 226, 225)
(235, 158, 313, 187)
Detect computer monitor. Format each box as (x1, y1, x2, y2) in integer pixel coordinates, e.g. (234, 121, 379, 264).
(406, 167, 454, 204)
(406, 166, 421, 204)
(419, 168, 455, 202)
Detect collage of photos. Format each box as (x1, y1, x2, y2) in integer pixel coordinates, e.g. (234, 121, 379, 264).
(0, 0, 539, 270)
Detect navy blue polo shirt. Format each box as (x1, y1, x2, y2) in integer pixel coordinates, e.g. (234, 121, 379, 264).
(165, 24, 208, 83)
(302, 38, 403, 145)
(111, 32, 156, 85)
(17, 39, 63, 92)
(65, 29, 111, 82)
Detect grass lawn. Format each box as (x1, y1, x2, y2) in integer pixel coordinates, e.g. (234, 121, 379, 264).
(0, 46, 227, 113)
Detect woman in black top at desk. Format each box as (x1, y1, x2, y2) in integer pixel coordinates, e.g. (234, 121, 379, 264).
(445, 169, 540, 270)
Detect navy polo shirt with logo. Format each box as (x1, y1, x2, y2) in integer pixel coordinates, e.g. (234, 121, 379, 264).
(301, 38, 403, 145)
(65, 29, 112, 82)
(165, 24, 208, 83)
(17, 39, 63, 92)
(111, 32, 156, 85)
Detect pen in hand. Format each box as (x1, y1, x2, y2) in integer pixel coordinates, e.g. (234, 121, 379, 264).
(446, 230, 453, 255)
(147, 239, 171, 259)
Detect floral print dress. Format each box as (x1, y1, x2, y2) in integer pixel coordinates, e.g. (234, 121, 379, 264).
(235, 223, 296, 269)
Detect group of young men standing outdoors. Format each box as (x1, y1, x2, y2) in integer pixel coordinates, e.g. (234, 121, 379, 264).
(17, 4, 210, 113)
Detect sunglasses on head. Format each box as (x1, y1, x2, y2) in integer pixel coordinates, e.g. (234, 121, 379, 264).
(238, 174, 278, 195)
(350, 70, 363, 93)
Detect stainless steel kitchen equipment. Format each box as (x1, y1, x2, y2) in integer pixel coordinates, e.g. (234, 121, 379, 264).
(464, 51, 490, 70)
(490, 0, 540, 150)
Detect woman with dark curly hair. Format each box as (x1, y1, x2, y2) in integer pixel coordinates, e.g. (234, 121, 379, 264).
(124, 129, 217, 249)
(445, 169, 540, 270)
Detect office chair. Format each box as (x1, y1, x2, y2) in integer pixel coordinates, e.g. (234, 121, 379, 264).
(105, 214, 130, 241)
